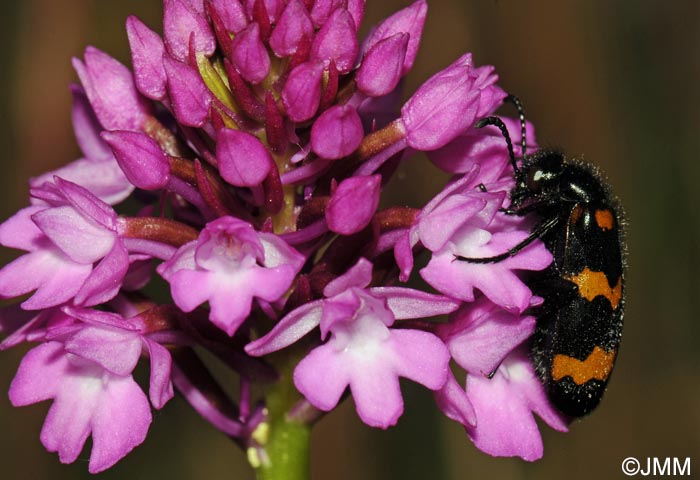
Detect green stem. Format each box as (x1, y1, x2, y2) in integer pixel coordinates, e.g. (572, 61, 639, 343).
(250, 357, 311, 480)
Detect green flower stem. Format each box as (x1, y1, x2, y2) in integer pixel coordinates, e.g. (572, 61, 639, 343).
(251, 354, 312, 480)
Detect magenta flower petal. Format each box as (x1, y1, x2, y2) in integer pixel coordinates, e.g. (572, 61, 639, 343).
(230, 22, 270, 84)
(163, 55, 212, 127)
(311, 8, 358, 73)
(53, 177, 117, 230)
(416, 192, 491, 252)
(9, 342, 68, 406)
(346, 0, 365, 28)
(69, 85, 112, 161)
(245, 300, 323, 356)
(311, 105, 364, 160)
(357, 33, 408, 97)
(361, 0, 426, 75)
(465, 348, 568, 461)
(389, 329, 449, 390)
(323, 257, 373, 296)
(32, 207, 116, 264)
(64, 325, 142, 376)
(30, 159, 134, 207)
(163, 0, 216, 61)
(269, 0, 314, 57)
(101, 131, 170, 190)
(0, 250, 90, 310)
(281, 60, 324, 122)
(325, 174, 380, 234)
(0, 206, 44, 251)
(421, 251, 538, 314)
(73, 47, 152, 131)
(438, 298, 536, 376)
(347, 358, 404, 428)
(74, 241, 129, 307)
(293, 341, 352, 411)
(217, 128, 274, 187)
(434, 371, 476, 427)
(143, 338, 174, 409)
(86, 375, 151, 473)
(369, 287, 461, 319)
(309, 0, 343, 28)
(126, 16, 167, 100)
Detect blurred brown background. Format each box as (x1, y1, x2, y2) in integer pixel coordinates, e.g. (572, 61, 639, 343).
(0, 1, 698, 479)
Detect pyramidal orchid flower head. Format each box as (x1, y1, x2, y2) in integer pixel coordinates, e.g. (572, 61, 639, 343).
(73, 47, 153, 132)
(158, 216, 305, 336)
(8, 306, 173, 473)
(0, 0, 582, 473)
(246, 258, 460, 428)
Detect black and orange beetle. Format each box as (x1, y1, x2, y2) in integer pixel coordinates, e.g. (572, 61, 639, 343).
(456, 95, 625, 417)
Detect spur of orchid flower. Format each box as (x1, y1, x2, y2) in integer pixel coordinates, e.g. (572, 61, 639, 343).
(0, 0, 569, 477)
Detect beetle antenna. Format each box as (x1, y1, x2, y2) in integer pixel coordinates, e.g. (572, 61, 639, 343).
(475, 116, 519, 175)
(505, 94, 528, 161)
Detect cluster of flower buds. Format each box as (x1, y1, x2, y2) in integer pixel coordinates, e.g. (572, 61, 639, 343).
(0, 0, 569, 474)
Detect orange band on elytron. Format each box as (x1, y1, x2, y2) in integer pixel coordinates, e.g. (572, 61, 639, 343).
(552, 346, 617, 385)
(566, 267, 622, 310)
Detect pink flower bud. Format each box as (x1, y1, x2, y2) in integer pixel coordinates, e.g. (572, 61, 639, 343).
(311, 104, 363, 159)
(281, 60, 324, 122)
(73, 47, 152, 131)
(269, 0, 314, 58)
(126, 16, 167, 100)
(101, 131, 170, 190)
(230, 23, 270, 84)
(357, 33, 408, 97)
(163, 55, 212, 127)
(216, 128, 274, 187)
(206, 0, 248, 33)
(362, 0, 427, 75)
(326, 175, 381, 235)
(163, 0, 216, 61)
(310, 8, 358, 74)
